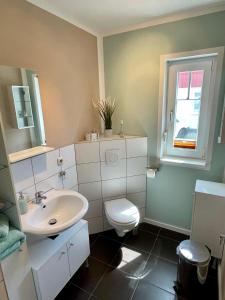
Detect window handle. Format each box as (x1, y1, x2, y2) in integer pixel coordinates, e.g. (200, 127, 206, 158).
(163, 130, 167, 142)
(169, 110, 174, 123)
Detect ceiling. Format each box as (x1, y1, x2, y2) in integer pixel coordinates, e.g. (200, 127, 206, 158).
(27, 0, 225, 35)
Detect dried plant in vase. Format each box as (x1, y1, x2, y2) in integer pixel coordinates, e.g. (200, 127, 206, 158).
(93, 97, 116, 137)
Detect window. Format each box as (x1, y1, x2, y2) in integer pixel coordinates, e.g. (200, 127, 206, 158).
(157, 48, 224, 169)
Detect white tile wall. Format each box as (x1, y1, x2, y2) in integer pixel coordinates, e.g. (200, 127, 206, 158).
(127, 175, 146, 194)
(10, 137, 147, 235)
(85, 199, 102, 219)
(72, 185, 79, 192)
(127, 192, 146, 208)
(127, 157, 147, 176)
(100, 139, 126, 161)
(36, 173, 63, 193)
(101, 159, 126, 180)
(62, 166, 78, 189)
(77, 162, 101, 184)
(75, 142, 100, 164)
(78, 181, 102, 201)
(32, 150, 60, 183)
(16, 185, 36, 201)
(126, 137, 147, 158)
(10, 159, 34, 192)
(102, 178, 126, 198)
(86, 217, 103, 234)
(60, 145, 76, 169)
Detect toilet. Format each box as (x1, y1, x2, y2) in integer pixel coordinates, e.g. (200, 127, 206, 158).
(104, 198, 140, 237)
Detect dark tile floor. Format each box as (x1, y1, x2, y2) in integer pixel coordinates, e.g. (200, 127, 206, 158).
(55, 223, 218, 300)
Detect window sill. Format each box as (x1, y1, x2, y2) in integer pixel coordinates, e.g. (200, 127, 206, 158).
(160, 156, 210, 170)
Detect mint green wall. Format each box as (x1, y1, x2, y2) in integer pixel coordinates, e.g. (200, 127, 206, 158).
(104, 12, 225, 230)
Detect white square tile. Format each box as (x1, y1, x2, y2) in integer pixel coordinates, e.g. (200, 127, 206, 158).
(35, 173, 63, 193)
(78, 181, 102, 201)
(139, 207, 146, 221)
(101, 158, 126, 180)
(127, 175, 146, 194)
(16, 185, 36, 201)
(60, 144, 76, 169)
(102, 178, 126, 198)
(126, 137, 147, 158)
(86, 217, 103, 234)
(10, 159, 34, 192)
(32, 150, 61, 183)
(85, 200, 102, 219)
(127, 192, 146, 208)
(103, 194, 126, 202)
(72, 185, 79, 192)
(77, 162, 101, 184)
(75, 142, 100, 164)
(100, 139, 126, 161)
(63, 166, 78, 189)
(103, 217, 113, 231)
(127, 157, 147, 176)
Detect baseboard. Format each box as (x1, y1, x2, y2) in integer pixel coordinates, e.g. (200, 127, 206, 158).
(143, 217, 191, 236)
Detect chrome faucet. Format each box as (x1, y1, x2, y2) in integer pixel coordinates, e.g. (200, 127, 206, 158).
(35, 191, 47, 205)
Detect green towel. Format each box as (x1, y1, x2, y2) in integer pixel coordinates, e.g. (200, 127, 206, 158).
(0, 226, 26, 261)
(0, 214, 9, 239)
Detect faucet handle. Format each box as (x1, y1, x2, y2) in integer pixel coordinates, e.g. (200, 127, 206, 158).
(35, 191, 47, 199)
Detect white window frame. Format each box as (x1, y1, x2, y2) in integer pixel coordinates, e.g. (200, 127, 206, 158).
(157, 47, 224, 170)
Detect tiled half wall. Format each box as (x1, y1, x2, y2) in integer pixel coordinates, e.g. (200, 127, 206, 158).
(10, 137, 148, 234)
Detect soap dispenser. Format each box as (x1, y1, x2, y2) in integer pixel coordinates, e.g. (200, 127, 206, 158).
(18, 192, 28, 215)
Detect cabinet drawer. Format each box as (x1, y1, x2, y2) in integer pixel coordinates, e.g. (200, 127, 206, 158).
(33, 244, 70, 300)
(67, 223, 90, 276)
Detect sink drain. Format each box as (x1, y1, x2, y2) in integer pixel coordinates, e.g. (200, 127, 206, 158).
(48, 218, 57, 225)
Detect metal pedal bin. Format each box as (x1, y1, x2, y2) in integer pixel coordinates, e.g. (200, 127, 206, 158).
(174, 239, 211, 299)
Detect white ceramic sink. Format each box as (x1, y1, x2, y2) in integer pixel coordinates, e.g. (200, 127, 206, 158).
(21, 189, 88, 236)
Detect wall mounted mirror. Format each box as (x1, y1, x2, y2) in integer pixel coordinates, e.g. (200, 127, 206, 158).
(0, 65, 51, 163)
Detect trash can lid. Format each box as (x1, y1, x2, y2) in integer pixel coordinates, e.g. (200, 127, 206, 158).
(177, 240, 210, 265)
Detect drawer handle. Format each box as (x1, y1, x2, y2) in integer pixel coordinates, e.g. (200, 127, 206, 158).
(61, 251, 66, 255)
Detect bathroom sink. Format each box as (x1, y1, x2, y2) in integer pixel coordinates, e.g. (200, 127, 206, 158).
(21, 189, 88, 236)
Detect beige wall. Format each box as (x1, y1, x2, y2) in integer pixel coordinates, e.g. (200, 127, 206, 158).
(0, 0, 100, 148)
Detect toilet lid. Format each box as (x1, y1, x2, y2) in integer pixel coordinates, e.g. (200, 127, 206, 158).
(104, 198, 140, 224)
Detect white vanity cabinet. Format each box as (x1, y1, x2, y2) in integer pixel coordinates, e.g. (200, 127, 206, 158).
(191, 180, 225, 258)
(28, 220, 90, 300)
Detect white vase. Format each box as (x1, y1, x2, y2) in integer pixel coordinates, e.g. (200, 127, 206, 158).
(104, 129, 113, 137)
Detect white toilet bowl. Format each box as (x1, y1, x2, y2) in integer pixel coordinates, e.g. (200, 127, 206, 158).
(104, 198, 140, 237)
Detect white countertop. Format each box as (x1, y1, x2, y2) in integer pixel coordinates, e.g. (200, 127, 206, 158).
(195, 180, 225, 197)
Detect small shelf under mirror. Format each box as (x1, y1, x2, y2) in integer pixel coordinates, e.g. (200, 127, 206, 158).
(9, 146, 54, 163)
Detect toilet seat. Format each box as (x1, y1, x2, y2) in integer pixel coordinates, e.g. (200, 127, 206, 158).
(104, 198, 140, 225)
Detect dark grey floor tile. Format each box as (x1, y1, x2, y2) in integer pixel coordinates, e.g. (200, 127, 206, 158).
(142, 255, 177, 294)
(123, 230, 157, 253)
(70, 257, 108, 293)
(110, 244, 149, 277)
(159, 228, 188, 242)
(90, 236, 122, 264)
(139, 223, 160, 235)
(89, 234, 99, 246)
(93, 267, 138, 300)
(152, 237, 179, 263)
(55, 283, 90, 300)
(98, 229, 128, 243)
(132, 281, 176, 300)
